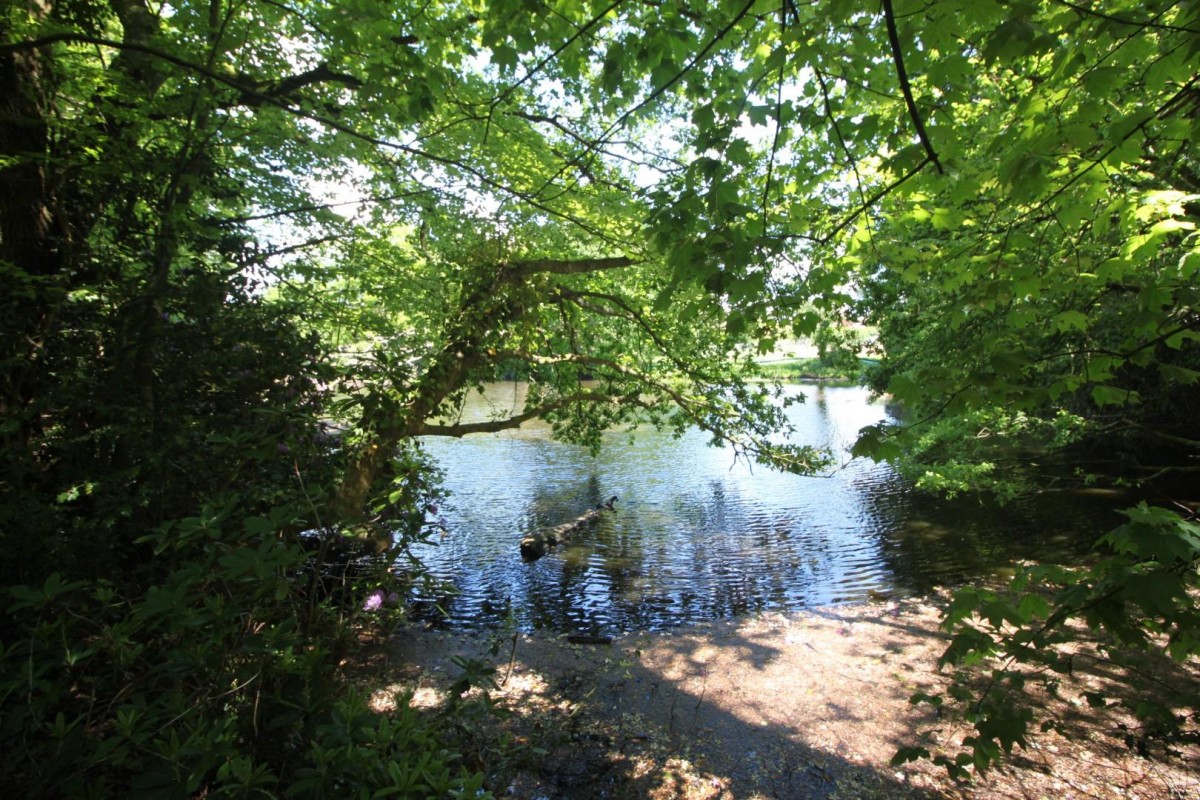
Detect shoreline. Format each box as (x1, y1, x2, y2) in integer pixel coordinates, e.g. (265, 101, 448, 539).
(358, 596, 1199, 799)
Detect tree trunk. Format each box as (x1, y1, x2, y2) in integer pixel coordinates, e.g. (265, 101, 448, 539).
(331, 264, 522, 525)
(330, 258, 634, 530)
(0, 3, 58, 489)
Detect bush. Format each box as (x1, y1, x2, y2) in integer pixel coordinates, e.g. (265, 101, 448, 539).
(1, 526, 488, 797)
(897, 504, 1200, 779)
(1, 271, 485, 798)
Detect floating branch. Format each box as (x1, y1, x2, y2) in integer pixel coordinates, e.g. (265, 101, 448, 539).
(520, 496, 617, 560)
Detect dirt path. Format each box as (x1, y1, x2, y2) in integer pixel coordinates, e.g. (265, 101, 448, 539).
(363, 599, 1199, 799)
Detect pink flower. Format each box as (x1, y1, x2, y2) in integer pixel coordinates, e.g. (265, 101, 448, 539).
(363, 590, 385, 611)
(363, 589, 401, 612)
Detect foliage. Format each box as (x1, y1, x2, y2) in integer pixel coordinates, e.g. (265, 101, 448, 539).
(845, 1, 1200, 494)
(861, 407, 1090, 501)
(813, 1, 1200, 774)
(2, 0, 1199, 792)
(2, 515, 485, 799)
(0, 259, 469, 795)
(896, 504, 1200, 779)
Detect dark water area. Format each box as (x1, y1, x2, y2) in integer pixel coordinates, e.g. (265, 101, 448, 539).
(406, 383, 1131, 635)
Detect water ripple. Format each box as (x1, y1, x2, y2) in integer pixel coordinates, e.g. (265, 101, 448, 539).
(408, 384, 1127, 634)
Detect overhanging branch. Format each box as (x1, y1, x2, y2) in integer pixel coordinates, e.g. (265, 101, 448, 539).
(0, 33, 359, 100)
(529, 0, 759, 200)
(489, 349, 826, 472)
(494, 0, 626, 104)
(1050, 0, 1200, 34)
(0, 32, 628, 246)
(783, 155, 931, 245)
(508, 255, 638, 276)
(881, 0, 943, 175)
(417, 390, 617, 436)
(557, 287, 724, 384)
(257, 62, 363, 101)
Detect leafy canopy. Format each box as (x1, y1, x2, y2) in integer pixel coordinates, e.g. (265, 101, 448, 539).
(1, 0, 1198, 793)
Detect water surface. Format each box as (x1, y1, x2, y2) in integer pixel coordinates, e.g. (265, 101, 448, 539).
(408, 383, 1123, 634)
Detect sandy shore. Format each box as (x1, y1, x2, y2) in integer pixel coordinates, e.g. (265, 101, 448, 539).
(360, 598, 1199, 799)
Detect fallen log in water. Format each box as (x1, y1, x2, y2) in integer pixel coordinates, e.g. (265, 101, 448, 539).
(520, 496, 617, 560)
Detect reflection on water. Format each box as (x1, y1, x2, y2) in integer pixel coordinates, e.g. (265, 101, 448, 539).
(408, 384, 1125, 634)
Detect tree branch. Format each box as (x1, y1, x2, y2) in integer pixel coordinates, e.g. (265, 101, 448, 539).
(492, 349, 829, 473)
(0, 32, 628, 246)
(417, 390, 617, 436)
(508, 255, 638, 276)
(761, 2, 787, 238)
(480, 0, 626, 146)
(1050, 0, 1200, 35)
(881, 0, 943, 175)
(603, 0, 758, 138)
(258, 62, 363, 101)
(528, 0, 759, 201)
(1127, 421, 1200, 450)
(0, 34, 360, 100)
(1028, 72, 1200, 217)
(246, 234, 340, 265)
(783, 155, 931, 244)
(214, 189, 435, 225)
(557, 287, 724, 384)
(494, 0, 625, 104)
(511, 110, 593, 146)
(814, 65, 874, 244)
(514, 109, 685, 177)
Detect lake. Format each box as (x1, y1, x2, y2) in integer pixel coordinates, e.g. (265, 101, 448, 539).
(407, 382, 1126, 635)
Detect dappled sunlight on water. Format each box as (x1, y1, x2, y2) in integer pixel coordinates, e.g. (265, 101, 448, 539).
(408, 384, 1127, 634)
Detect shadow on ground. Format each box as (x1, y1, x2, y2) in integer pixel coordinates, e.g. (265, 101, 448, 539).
(367, 602, 956, 799)
(354, 598, 1200, 799)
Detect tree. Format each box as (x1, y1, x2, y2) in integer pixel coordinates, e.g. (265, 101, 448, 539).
(0, 0, 821, 793)
(2, 0, 1197, 792)
(847, 2, 1200, 495)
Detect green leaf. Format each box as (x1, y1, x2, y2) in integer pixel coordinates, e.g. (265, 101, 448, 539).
(725, 138, 752, 167)
(1091, 384, 1133, 407)
(940, 627, 997, 667)
(891, 746, 931, 766)
(851, 424, 901, 461)
(746, 104, 772, 126)
(1082, 67, 1125, 95)
(491, 44, 519, 72)
(1051, 310, 1088, 333)
(601, 44, 623, 95)
(1157, 363, 1200, 385)
(1017, 594, 1049, 623)
(983, 19, 1038, 62)
(650, 60, 679, 92)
